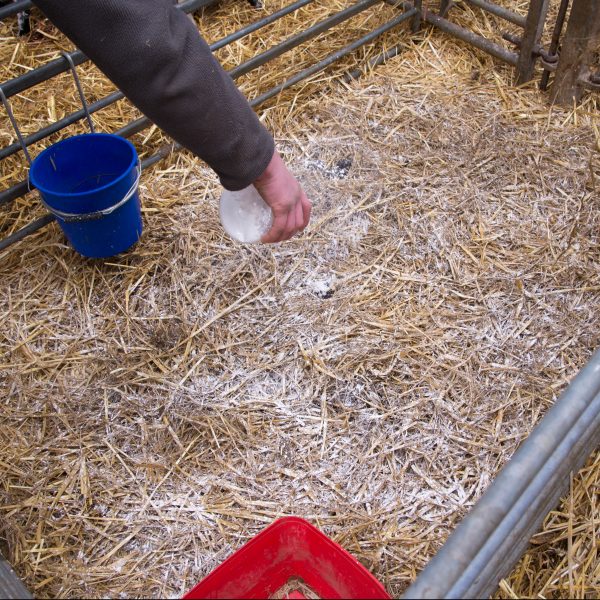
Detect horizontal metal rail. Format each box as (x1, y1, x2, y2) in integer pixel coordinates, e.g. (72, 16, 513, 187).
(420, 3, 519, 64)
(0, 0, 32, 20)
(0, 0, 216, 99)
(211, 0, 313, 51)
(229, 0, 380, 78)
(344, 42, 406, 81)
(0, 0, 316, 162)
(388, 0, 519, 65)
(251, 8, 417, 105)
(402, 349, 600, 599)
(464, 0, 526, 27)
(0, 213, 53, 252)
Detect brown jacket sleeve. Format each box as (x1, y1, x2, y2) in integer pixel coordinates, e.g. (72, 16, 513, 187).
(31, 0, 275, 190)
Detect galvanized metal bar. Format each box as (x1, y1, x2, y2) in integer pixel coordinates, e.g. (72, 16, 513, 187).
(2, 49, 88, 100)
(540, 0, 570, 90)
(60, 51, 95, 133)
(0, 213, 55, 253)
(0, 0, 31, 20)
(439, 0, 452, 18)
(343, 42, 405, 81)
(211, 0, 314, 51)
(0, 555, 31, 600)
(467, 404, 600, 598)
(410, 0, 422, 33)
(0, 180, 27, 207)
(515, 0, 550, 84)
(551, 0, 600, 104)
(251, 7, 417, 106)
(229, 0, 381, 79)
(464, 0, 526, 28)
(402, 349, 600, 599)
(399, 2, 518, 65)
(0, 0, 217, 99)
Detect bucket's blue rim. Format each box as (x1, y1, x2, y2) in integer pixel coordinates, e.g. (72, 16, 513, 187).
(29, 132, 138, 199)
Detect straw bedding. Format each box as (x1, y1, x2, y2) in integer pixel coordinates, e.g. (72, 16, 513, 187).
(1, 1, 599, 598)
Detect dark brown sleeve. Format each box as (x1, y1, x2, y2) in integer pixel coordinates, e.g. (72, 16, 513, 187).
(31, 0, 275, 190)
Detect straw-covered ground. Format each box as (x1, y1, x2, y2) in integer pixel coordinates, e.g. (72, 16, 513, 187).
(1, 1, 599, 598)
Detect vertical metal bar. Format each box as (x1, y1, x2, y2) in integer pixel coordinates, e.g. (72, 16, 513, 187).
(515, 0, 550, 84)
(411, 0, 422, 32)
(550, 0, 600, 104)
(439, 0, 452, 18)
(540, 0, 570, 90)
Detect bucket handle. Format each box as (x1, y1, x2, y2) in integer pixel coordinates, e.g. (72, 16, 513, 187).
(38, 160, 142, 223)
(61, 52, 96, 134)
(0, 85, 33, 166)
(0, 52, 95, 170)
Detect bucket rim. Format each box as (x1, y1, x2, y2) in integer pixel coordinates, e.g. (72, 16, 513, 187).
(29, 132, 138, 199)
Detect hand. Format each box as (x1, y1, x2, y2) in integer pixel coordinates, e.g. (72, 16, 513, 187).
(253, 151, 312, 243)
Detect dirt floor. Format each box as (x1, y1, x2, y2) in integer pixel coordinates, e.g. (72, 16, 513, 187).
(1, 1, 599, 598)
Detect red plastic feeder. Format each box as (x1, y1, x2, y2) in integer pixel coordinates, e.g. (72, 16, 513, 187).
(183, 517, 390, 599)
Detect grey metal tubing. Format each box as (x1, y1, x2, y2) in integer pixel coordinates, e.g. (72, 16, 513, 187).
(0, 213, 55, 253)
(0, 0, 216, 99)
(344, 42, 406, 81)
(211, 0, 314, 51)
(0, 86, 32, 165)
(0, 0, 315, 162)
(402, 349, 600, 599)
(467, 401, 600, 598)
(0, 0, 32, 20)
(0, 555, 31, 600)
(251, 8, 417, 106)
(229, 0, 381, 78)
(0, 181, 27, 207)
(419, 4, 518, 64)
(464, 0, 526, 28)
(389, 0, 518, 65)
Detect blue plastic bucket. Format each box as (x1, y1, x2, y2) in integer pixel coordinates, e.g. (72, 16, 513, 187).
(29, 133, 142, 258)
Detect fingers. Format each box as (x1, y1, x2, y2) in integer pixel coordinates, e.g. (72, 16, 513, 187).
(261, 210, 288, 244)
(300, 193, 312, 229)
(252, 151, 312, 243)
(281, 210, 297, 242)
(294, 200, 304, 232)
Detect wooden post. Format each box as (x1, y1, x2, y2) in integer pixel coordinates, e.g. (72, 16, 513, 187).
(551, 0, 600, 105)
(516, 0, 550, 84)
